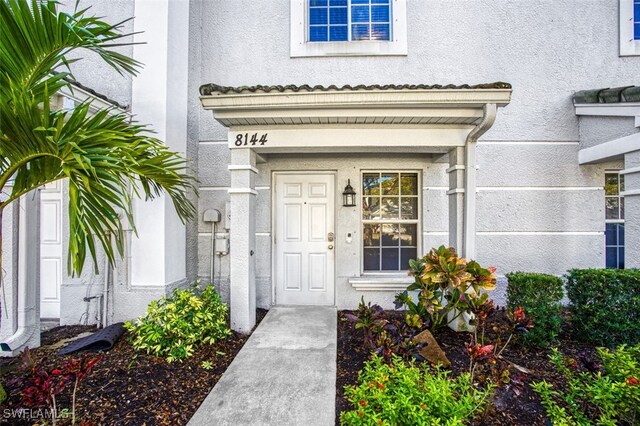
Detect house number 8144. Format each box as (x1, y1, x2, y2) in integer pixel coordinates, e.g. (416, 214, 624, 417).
(234, 133, 268, 146)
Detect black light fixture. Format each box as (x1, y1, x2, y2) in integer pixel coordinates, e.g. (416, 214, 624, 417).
(342, 179, 356, 207)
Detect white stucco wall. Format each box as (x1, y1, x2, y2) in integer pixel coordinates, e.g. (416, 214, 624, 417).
(191, 0, 639, 310)
(43, 0, 640, 322)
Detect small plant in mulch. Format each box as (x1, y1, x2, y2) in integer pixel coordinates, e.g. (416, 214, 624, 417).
(6, 347, 103, 425)
(466, 300, 533, 387)
(124, 282, 231, 362)
(532, 344, 640, 425)
(343, 297, 420, 362)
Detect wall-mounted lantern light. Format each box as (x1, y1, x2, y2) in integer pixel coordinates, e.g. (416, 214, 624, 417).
(342, 179, 356, 207)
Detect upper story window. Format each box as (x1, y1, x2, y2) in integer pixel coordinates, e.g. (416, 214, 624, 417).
(290, 0, 407, 57)
(309, 0, 391, 42)
(620, 0, 640, 56)
(362, 171, 419, 272)
(605, 172, 625, 269)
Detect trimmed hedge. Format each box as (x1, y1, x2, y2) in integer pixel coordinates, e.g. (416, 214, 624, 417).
(565, 269, 640, 348)
(506, 272, 564, 348)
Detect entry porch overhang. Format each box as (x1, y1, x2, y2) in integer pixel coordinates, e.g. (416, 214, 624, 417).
(198, 82, 512, 333)
(200, 83, 512, 153)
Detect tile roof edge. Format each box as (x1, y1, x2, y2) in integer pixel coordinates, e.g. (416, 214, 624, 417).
(574, 86, 640, 104)
(199, 82, 512, 96)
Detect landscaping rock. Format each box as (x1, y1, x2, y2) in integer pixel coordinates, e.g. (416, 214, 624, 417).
(412, 329, 451, 368)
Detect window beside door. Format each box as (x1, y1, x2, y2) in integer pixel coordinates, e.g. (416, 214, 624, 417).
(362, 171, 419, 272)
(605, 172, 624, 268)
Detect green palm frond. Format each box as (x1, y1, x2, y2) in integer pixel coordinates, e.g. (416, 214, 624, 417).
(0, 0, 196, 275)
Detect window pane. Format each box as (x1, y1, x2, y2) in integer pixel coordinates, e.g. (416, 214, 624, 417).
(330, 7, 347, 24)
(381, 173, 399, 195)
(621, 197, 625, 220)
(330, 25, 348, 41)
(362, 196, 380, 219)
(372, 0, 390, 3)
(381, 224, 398, 245)
(606, 223, 617, 245)
(401, 248, 417, 270)
(605, 174, 619, 195)
(370, 24, 390, 40)
(330, 0, 347, 5)
(606, 197, 619, 220)
(310, 0, 328, 6)
(381, 248, 399, 270)
(309, 26, 328, 42)
(635, 23, 640, 40)
(363, 224, 380, 247)
(352, 24, 370, 40)
(352, 0, 369, 4)
(363, 173, 380, 195)
(399, 224, 416, 247)
(352, 6, 370, 22)
(619, 223, 625, 244)
(606, 247, 618, 269)
(364, 248, 380, 270)
(400, 174, 418, 195)
(371, 5, 389, 22)
(310, 8, 328, 24)
(401, 197, 418, 219)
(619, 247, 625, 269)
(620, 174, 625, 192)
(381, 197, 399, 218)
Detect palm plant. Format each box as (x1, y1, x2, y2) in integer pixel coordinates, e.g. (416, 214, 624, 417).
(0, 0, 196, 291)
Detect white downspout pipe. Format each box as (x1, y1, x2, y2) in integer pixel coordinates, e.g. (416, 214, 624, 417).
(1, 193, 40, 355)
(463, 103, 497, 260)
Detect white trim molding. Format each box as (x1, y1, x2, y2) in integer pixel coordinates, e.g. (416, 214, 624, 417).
(349, 275, 413, 291)
(228, 165, 259, 174)
(578, 132, 640, 164)
(290, 0, 407, 57)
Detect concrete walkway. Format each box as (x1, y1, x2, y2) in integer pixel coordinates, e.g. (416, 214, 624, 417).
(188, 306, 337, 426)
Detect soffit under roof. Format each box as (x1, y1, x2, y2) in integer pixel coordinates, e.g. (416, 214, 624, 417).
(199, 83, 512, 128)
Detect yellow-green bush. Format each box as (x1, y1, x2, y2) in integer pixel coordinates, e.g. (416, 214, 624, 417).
(125, 283, 231, 362)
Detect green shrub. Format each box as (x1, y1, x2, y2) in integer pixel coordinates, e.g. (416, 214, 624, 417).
(395, 245, 497, 331)
(340, 355, 493, 426)
(565, 269, 640, 347)
(506, 272, 564, 348)
(532, 344, 640, 426)
(125, 283, 231, 362)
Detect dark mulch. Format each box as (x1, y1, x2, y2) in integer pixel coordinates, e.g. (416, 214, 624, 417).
(336, 309, 596, 426)
(1, 309, 267, 425)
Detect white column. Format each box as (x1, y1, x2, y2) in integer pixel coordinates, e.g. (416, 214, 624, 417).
(130, 0, 189, 286)
(228, 148, 257, 333)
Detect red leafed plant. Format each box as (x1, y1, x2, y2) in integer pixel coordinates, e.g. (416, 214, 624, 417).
(8, 347, 103, 425)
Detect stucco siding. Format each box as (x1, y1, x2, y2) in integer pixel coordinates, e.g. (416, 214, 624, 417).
(579, 116, 639, 150)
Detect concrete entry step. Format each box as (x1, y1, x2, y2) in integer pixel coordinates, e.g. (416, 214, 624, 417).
(188, 306, 337, 426)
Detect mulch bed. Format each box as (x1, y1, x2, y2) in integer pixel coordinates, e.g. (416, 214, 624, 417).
(336, 308, 596, 426)
(1, 309, 267, 425)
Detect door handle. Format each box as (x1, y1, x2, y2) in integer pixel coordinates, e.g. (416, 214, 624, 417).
(328, 232, 334, 242)
(328, 245, 334, 250)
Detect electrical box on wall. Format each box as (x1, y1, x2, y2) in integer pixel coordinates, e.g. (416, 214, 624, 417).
(215, 235, 229, 256)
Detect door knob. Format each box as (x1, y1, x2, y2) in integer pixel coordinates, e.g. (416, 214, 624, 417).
(328, 245, 334, 250)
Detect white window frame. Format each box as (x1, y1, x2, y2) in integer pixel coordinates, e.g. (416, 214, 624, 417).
(604, 170, 625, 269)
(360, 170, 421, 275)
(290, 0, 407, 57)
(620, 0, 640, 56)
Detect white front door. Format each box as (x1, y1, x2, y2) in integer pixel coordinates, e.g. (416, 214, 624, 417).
(274, 173, 335, 305)
(40, 181, 63, 318)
